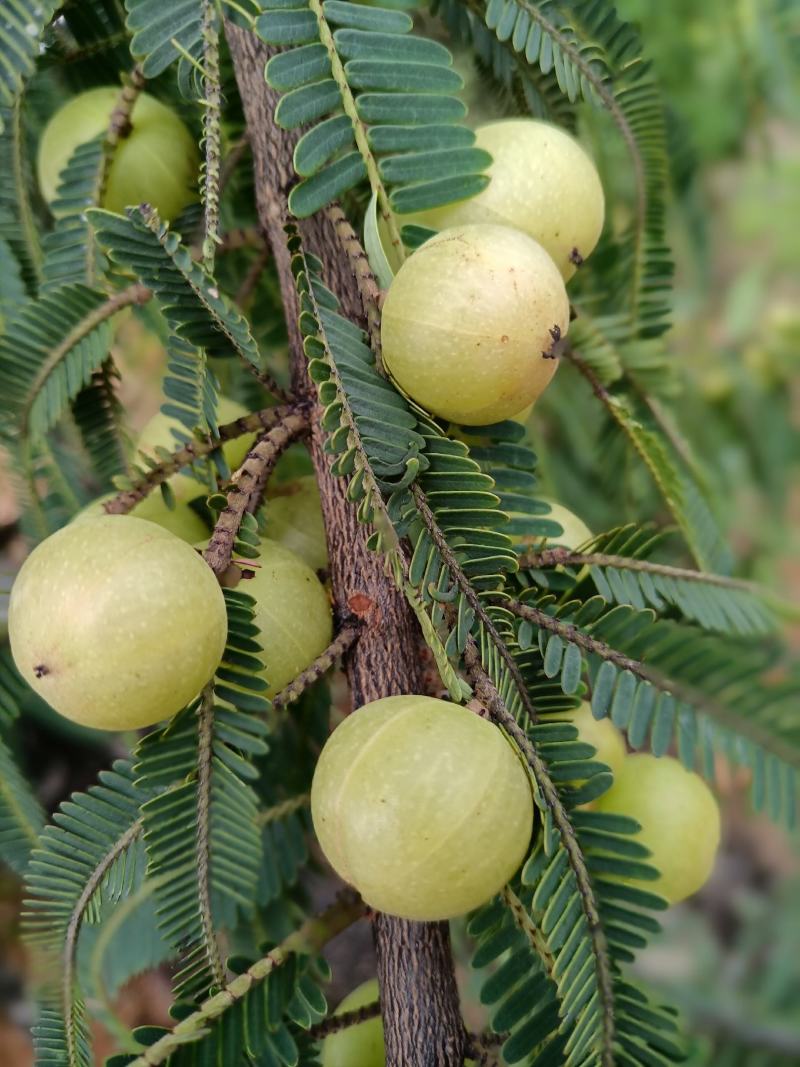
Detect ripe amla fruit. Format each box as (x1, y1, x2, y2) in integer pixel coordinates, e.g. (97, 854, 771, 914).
(595, 754, 721, 903)
(321, 980, 384, 1067)
(514, 499, 593, 553)
(408, 119, 605, 280)
(74, 491, 208, 544)
(8, 516, 227, 731)
(242, 539, 332, 697)
(37, 87, 198, 221)
(263, 475, 328, 572)
(561, 702, 626, 779)
(381, 224, 569, 425)
(311, 695, 534, 920)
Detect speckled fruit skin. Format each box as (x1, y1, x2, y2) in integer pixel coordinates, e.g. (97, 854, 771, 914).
(264, 475, 328, 572)
(74, 492, 208, 544)
(37, 87, 199, 221)
(137, 395, 256, 477)
(595, 754, 721, 903)
(311, 695, 534, 921)
(242, 539, 332, 697)
(408, 119, 605, 280)
(8, 516, 227, 731)
(381, 224, 569, 425)
(561, 702, 626, 779)
(321, 980, 384, 1067)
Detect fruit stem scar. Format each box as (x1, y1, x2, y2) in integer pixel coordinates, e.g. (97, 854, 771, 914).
(541, 324, 562, 359)
(570, 247, 584, 266)
(34, 664, 49, 678)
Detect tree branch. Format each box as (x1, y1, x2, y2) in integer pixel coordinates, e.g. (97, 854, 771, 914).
(307, 999, 382, 1041)
(270, 623, 361, 711)
(103, 404, 302, 513)
(126, 891, 365, 1067)
(203, 411, 309, 577)
(226, 22, 466, 1066)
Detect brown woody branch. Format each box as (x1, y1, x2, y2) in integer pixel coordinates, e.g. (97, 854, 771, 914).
(103, 404, 299, 514)
(203, 411, 310, 577)
(307, 1000, 382, 1041)
(271, 623, 361, 711)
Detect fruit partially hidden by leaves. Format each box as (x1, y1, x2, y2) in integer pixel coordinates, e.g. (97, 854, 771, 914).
(514, 498, 593, 553)
(560, 702, 626, 779)
(321, 980, 384, 1067)
(595, 754, 721, 903)
(311, 695, 534, 920)
(74, 492, 209, 544)
(8, 516, 227, 731)
(242, 539, 332, 697)
(381, 224, 569, 425)
(137, 395, 256, 478)
(263, 475, 328, 572)
(407, 119, 605, 280)
(37, 87, 199, 221)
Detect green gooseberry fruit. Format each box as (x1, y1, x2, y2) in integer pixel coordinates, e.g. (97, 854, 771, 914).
(560, 702, 626, 779)
(514, 498, 593, 554)
(263, 475, 328, 572)
(407, 119, 605, 280)
(381, 224, 569, 426)
(595, 754, 721, 903)
(136, 395, 256, 478)
(321, 980, 384, 1067)
(242, 539, 333, 698)
(73, 491, 208, 544)
(8, 516, 227, 731)
(37, 87, 199, 221)
(311, 695, 534, 920)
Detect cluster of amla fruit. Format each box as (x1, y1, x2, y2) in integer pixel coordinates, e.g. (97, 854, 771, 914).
(8, 403, 332, 732)
(381, 118, 605, 425)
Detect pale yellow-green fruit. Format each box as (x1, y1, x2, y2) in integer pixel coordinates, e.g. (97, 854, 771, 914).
(37, 87, 198, 220)
(595, 754, 721, 903)
(311, 695, 534, 920)
(137, 396, 255, 478)
(242, 539, 332, 698)
(321, 980, 384, 1067)
(515, 499, 593, 552)
(381, 224, 569, 425)
(407, 119, 605, 280)
(263, 476, 328, 572)
(561, 702, 626, 778)
(8, 516, 227, 731)
(74, 492, 208, 544)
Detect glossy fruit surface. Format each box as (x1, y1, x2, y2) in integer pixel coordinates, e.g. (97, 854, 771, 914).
(408, 119, 604, 280)
(311, 695, 534, 920)
(263, 475, 328, 572)
(37, 87, 198, 220)
(561, 702, 626, 778)
(74, 492, 208, 544)
(243, 539, 332, 697)
(321, 980, 384, 1067)
(382, 224, 569, 425)
(595, 754, 721, 903)
(8, 516, 227, 731)
(137, 395, 255, 477)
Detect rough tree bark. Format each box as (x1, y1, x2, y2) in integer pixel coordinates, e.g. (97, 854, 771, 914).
(226, 23, 467, 1067)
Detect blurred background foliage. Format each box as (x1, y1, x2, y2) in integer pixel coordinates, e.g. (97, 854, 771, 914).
(0, 0, 799, 1063)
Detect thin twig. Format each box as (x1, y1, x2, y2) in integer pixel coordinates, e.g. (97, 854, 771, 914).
(103, 404, 300, 514)
(326, 203, 383, 359)
(271, 623, 361, 711)
(204, 412, 310, 576)
(200, 1, 223, 271)
(412, 484, 539, 725)
(500, 596, 800, 768)
(219, 133, 250, 194)
(125, 891, 365, 1067)
(307, 1000, 382, 1041)
(463, 639, 617, 1060)
(517, 547, 761, 592)
(195, 685, 226, 988)
(256, 794, 310, 826)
